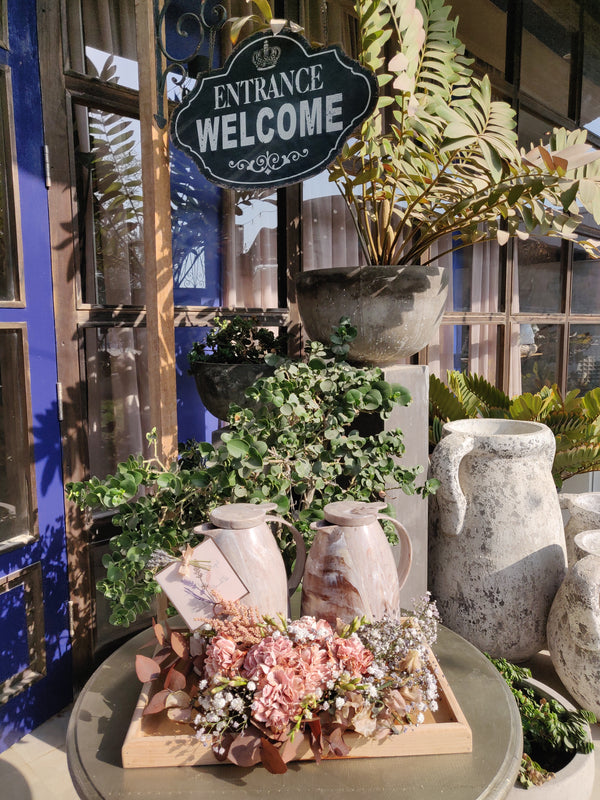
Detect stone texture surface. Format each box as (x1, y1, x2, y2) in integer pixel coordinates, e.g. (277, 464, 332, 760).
(296, 265, 449, 365)
(428, 419, 567, 661)
(559, 493, 600, 566)
(547, 553, 600, 717)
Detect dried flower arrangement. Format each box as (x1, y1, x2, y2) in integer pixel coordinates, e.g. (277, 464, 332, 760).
(134, 595, 441, 773)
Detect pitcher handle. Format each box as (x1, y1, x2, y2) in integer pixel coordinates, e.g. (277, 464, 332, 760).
(429, 433, 475, 536)
(377, 515, 412, 590)
(265, 516, 307, 597)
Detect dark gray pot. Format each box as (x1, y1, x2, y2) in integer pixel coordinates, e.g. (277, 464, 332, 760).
(295, 264, 449, 365)
(192, 362, 274, 421)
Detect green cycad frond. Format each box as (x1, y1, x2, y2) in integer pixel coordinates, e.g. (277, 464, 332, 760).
(553, 444, 600, 487)
(429, 373, 470, 421)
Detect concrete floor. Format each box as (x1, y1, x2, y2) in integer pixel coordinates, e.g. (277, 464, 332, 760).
(0, 651, 598, 799)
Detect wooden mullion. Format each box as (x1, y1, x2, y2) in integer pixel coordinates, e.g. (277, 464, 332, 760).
(135, 0, 177, 464)
(64, 72, 141, 118)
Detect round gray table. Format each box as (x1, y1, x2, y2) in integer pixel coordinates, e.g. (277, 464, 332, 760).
(66, 625, 522, 800)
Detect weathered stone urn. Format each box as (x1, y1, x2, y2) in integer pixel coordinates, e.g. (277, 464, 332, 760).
(192, 362, 274, 420)
(547, 530, 600, 718)
(295, 264, 449, 365)
(428, 418, 567, 661)
(559, 492, 600, 567)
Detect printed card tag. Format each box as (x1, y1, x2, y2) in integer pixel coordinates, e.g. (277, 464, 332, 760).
(155, 539, 249, 630)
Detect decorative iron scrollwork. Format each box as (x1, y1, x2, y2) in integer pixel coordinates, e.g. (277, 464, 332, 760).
(154, 0, 227, 129)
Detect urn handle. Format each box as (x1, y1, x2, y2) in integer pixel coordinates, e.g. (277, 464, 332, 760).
(429, 433, 475, 536)
(377, 515, 412, 590)
(265, 516, 307, 597)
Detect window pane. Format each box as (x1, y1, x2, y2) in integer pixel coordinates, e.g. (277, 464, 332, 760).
(221, 190, 278, 307)
(429, 324, 500, 384)
(582, 9, 600, 138)
(450, 0, 506, 77)
(302, 170, 365, 271)
(75, 106, 145, 305)
(451, 241, 501, 313)
(171, 149, 222, 307)
(67, 0, 138, 89)
(520, 323, 560, 392)
(520, 0, 577, 118)
(0, 329, 32, 544)
(572, 242, 600, 314)
(0, 69, 19, 302)
(516, 236, 563, 313)
(568, 324, 600, 392)
(85, 326, 150, 478)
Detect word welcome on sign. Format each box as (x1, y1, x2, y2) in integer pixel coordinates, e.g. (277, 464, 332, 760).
(171, 29, 378, 190)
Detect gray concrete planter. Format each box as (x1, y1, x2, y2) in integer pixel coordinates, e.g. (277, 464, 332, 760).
(507, 677, 595, 799)
(295, 264, 449, 366)
(192, 362, 274, 421)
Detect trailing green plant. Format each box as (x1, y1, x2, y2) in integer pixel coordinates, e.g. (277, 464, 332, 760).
(487, 654, 596, 788)
(67, 321, 438, 627)
(187, 315, 287, 368)
(231, 0, 600, 266)
(430, 370, 600, 487)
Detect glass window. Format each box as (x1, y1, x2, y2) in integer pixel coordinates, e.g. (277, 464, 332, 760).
(520, 0, 577, 118)
(85, 326, 150, 478)
(520, 323, 561, 392)
(572, 242, 600, 314)
(74, 106, 144, 306)
(582, 8, 600, 138)
(67, 0, 138, 89)
(451, 241, 501, 313)
(516, 236, 563, 313)
(0, 328, 33, 546)
(0, 68, 20, 303)
(568, 324, 600, 392)
(429, 324, 501, 385)
(450, 0, 506, 76)
(302, 170, 365, 271)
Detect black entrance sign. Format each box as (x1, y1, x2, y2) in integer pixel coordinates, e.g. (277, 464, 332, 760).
(170, 30, 378, 190)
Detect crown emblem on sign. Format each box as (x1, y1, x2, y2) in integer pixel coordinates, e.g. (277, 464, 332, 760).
(252, 40, 281, 70)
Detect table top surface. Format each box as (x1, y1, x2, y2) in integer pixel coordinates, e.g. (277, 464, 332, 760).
(67, 623, 522, 800)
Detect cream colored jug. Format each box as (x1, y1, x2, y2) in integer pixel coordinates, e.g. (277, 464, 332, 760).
(429, 418, 567, 661)
(300, 500, 412, 625)
(194, 502, 306, 617)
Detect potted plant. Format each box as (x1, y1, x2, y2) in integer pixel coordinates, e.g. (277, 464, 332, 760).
(488, 656, 596, 797)
(188, 315, 287, 420)
(233, 0, 600, 364)
(67, 321, 438, 627)
(429, 370, 600, 488)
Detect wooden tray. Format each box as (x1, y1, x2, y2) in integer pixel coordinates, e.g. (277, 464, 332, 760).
(122, 645, 472, 768)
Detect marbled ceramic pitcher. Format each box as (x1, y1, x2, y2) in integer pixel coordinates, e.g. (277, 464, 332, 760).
(300, 500, 412, 624)
(429, 418, 567, 661)
(194, 502, 306, 617)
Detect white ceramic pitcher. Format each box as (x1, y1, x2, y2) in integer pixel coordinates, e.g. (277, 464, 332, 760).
(194, 502, 306, 617)
(300, 500, 412, 625)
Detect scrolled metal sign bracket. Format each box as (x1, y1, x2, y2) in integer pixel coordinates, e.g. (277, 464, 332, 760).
(153, 0, 227, 129)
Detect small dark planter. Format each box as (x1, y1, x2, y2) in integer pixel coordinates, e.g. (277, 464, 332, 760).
(192, 362, 274, 421)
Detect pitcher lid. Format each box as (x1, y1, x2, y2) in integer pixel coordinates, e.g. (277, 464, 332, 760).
(322, 500, 386, 526)
(209, 502, 277, 529)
